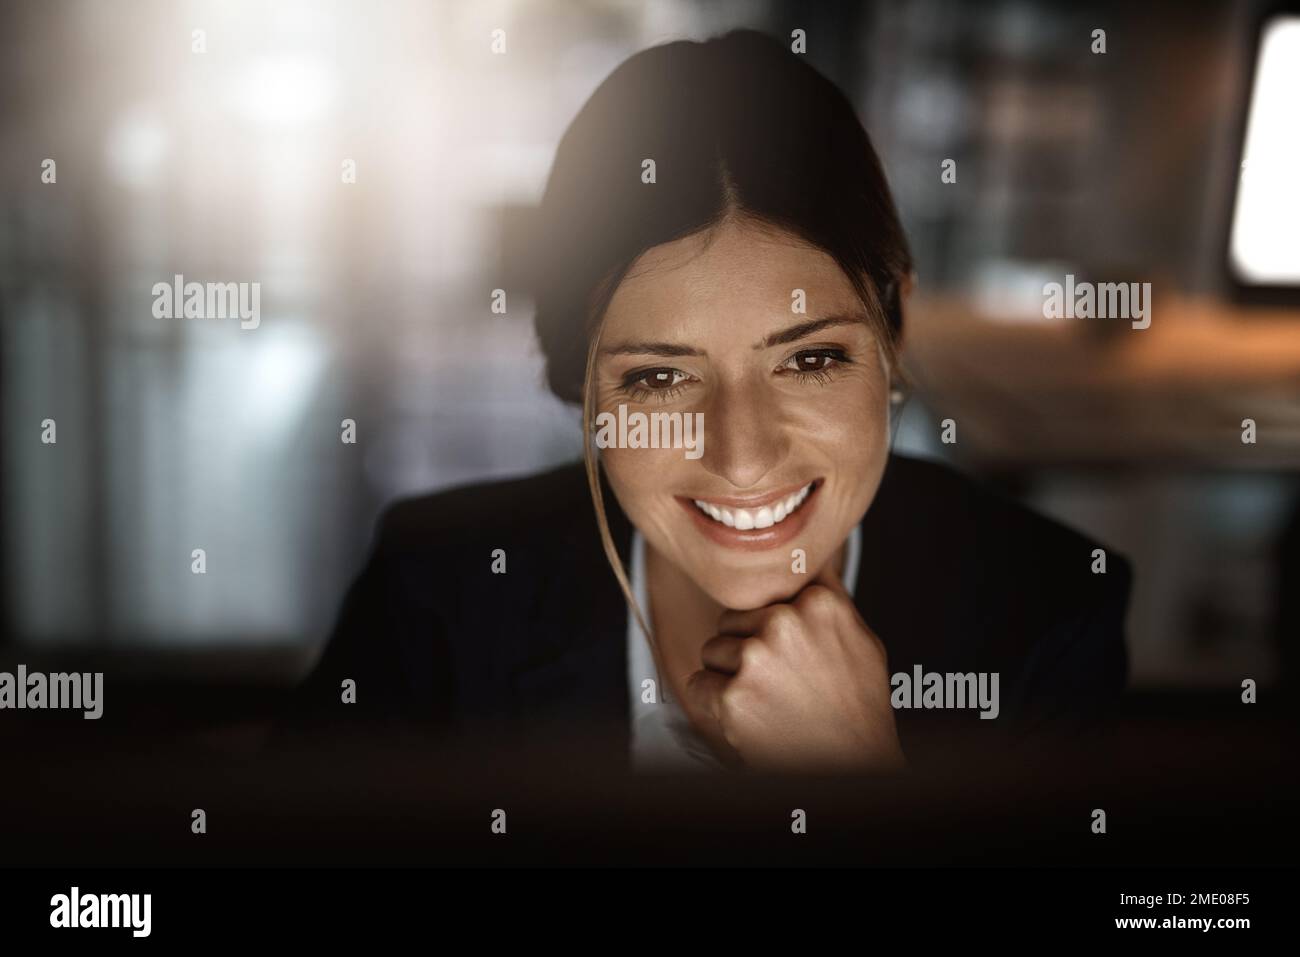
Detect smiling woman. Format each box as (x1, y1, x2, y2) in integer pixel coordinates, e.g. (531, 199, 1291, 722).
(283, 29, 1132, 774)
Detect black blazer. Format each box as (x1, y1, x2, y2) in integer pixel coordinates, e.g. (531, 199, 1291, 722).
(284, 454, 1131, 767)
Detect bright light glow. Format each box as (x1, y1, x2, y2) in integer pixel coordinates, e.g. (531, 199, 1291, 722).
(1229, 16, 1300, 285)
(105, 106, 170, 188)
(227, 55, 335, 128)
(242, 322, 327, 440)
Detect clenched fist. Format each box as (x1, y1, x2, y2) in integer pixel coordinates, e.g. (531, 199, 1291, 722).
(680, 568, 905, 772)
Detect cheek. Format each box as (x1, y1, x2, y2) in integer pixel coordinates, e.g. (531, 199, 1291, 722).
(598, 447, 687, 523)
(790, 375, 890, 467)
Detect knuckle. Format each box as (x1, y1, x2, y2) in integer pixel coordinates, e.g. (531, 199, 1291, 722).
(765, 605, 801, 640)
(797, 584, 841, 617)
(739, 638, 771, 670)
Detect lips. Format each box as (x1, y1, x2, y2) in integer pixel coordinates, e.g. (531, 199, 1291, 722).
(677, 479, 823, 552)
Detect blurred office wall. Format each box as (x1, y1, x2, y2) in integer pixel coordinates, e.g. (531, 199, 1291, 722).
(0, 0, 1293, 692)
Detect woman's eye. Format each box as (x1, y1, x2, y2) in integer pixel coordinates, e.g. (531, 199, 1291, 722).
(627, 368, 688, 391)
(782, 348, 851, 376)
(791, 353, 833, 372)
(618, 367, 693, 402)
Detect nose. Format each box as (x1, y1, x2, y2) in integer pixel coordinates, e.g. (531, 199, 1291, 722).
(697, 378, 789, 489)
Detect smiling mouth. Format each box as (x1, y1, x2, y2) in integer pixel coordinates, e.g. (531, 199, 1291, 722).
(690, 480, 818, 530)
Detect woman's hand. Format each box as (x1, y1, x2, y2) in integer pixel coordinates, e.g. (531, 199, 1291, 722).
(680, 568, 905, 772)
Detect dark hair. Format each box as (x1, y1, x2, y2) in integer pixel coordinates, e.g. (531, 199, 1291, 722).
(533, 28, 914, 404)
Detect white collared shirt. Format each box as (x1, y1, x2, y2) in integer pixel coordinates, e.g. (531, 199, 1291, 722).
(626, 524, 863, 771)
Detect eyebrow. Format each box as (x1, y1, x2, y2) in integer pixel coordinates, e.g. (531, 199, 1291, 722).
(599, 313, 869, 358)
(757, 313, 868, 349)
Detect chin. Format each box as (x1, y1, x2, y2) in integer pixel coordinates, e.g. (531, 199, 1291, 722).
(695, 567, 805, 612)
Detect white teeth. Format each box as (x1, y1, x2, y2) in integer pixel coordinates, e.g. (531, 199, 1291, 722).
(692, 482, 815, 531)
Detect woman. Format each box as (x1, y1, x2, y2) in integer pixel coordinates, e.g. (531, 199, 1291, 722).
(287, 30, 1131, 773)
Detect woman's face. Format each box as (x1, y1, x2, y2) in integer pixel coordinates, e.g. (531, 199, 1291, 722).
(594, 217, 894, 611)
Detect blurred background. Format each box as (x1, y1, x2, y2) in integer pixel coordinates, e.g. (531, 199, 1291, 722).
(1, 0, 1297, 721)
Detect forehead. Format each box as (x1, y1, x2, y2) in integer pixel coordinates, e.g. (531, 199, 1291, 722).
(601, 218, 862, 336)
